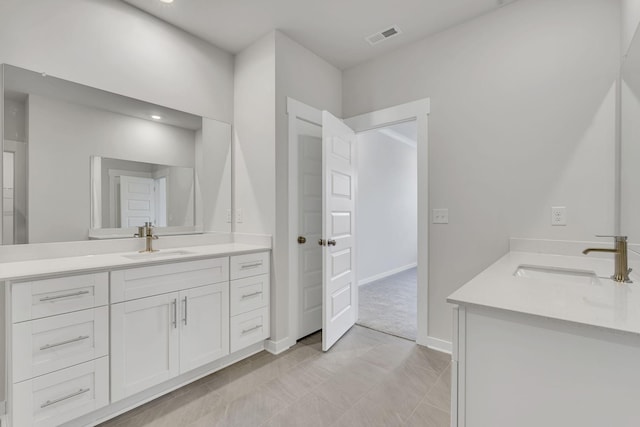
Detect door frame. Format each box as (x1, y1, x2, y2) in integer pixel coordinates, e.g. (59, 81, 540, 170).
(345, 99, 430, 347)
(287, 97, 431, 348)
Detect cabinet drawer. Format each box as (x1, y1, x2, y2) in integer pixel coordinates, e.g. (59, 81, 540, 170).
(12, 307, 109, 383)
(12, 273, 108, 323)
(111, 257, 229, 303)
(230, 307, 270, 353)
(230, 252, 270, 280)
(230, 274, 270, 316)
(12, 357, 109, 427)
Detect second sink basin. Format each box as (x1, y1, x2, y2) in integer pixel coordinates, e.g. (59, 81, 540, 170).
(122, 250, 195, 260)
(514, 265, 600, 285)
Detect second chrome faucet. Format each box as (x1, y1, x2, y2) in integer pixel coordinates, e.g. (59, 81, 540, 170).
(583, 235, 632, 283)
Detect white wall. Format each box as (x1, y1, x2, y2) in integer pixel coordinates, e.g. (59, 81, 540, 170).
(343, 0, 620, 342)
(623, 0, 640, 55)
(357, 129, 417, 283)
(28, 95, 195, 243)
(0, 0, 234, 121)
(233, 33, 277, 236)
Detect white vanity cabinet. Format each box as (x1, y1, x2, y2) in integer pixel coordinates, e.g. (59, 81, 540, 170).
(450, 304, 640, 427)
(110, 258, 230, 401)
(9, 272, 110, 427)
(229, 253, 270, 353)
(2, 247, 272, 427)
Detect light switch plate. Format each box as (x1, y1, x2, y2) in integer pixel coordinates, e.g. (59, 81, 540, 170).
(433, 208, 449, 224)
(236, 208, 243, 223)
(551, 206, 566, 226)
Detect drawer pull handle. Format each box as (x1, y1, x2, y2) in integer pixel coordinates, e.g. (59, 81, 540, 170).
(240, 262, 262, 270)
(183, 297, 188, 326)
(40, 388, 90, 409)
(241, 291, 263, 299)
(40, 335, 90, 351)
(172, 299, 178, 329)
(39, 290, 90, 302)
(241, 324, 262, 334)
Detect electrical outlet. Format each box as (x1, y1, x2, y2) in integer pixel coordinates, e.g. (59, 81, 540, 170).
(236, 208, 243, 223)
(226, 209, 232, 223)
(551, 206, 566, 226)
(432, 208, 449, 224)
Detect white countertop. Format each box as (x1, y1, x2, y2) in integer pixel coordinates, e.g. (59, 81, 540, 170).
(447, 251, 640, 336)
(0, 243, 270, 282)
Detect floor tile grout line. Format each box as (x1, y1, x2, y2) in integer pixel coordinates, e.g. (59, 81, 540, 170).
(421, 361, 452, 413)
(403, 388, 431, 425)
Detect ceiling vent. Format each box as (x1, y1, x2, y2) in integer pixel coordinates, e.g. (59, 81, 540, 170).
(365, 26, 401, 46)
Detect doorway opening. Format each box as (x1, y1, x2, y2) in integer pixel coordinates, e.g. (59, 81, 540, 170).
(287, 98, 429, 351)
(354, 120, 418, 341)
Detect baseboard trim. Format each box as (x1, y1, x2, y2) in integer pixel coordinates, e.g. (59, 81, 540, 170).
(425, 336, 452, 354)
(264, 338, 292, 355)
(358, 262, 417, 286)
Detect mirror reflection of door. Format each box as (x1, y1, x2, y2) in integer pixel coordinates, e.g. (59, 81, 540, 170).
(119, 175, 157, 227)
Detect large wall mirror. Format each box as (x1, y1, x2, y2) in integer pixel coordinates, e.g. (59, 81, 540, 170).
(621, 28, 640, 245)
(1, 64, 231, 244)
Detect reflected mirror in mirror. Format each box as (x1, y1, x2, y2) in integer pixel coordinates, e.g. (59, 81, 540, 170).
(1, 64, 232, 244)
(90, 157, 195, 231)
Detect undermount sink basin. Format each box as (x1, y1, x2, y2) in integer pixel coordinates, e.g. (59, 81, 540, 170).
(122, 250, 195, 260)
(514, 265, 600, 285)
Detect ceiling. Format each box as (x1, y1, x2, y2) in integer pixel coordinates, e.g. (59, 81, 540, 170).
(123, 0, 514, 69)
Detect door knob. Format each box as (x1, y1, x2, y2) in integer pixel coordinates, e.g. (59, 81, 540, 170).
(328, 239, 337, 246)
(297, 236, 307, 244)
(318, 239, 326, 246)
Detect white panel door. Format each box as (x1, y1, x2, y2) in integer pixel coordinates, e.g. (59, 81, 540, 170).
(120, 175, 155, 227)
(321, 111, 357, 351)
(179, 283, 229, 373)
(298, 131, 323, 339)
(111, 292, 179, 401)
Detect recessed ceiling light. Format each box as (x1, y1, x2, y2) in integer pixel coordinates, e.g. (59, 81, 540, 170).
(159, 0, 174, 3)
(151, 115, 162, 120)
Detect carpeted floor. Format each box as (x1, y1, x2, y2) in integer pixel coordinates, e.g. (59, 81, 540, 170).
(356, 267, 417, 340)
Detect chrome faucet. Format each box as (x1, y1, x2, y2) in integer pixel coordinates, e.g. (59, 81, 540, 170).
(582, 235, 632, 283)
(134, 222, 159, 253)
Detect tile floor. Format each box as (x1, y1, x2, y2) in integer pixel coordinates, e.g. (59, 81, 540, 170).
(99, 325, 451, 427)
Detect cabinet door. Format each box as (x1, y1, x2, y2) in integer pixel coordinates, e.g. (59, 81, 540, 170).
(111, 293, 180, 401)
(179, 283, 229, 374)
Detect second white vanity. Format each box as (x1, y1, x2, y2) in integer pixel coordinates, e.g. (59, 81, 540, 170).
(0, 243, 271, 427)
(448, 243, 640, 427)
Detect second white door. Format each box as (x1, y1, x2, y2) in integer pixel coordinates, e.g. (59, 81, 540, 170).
(321, 111, 358, 351)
